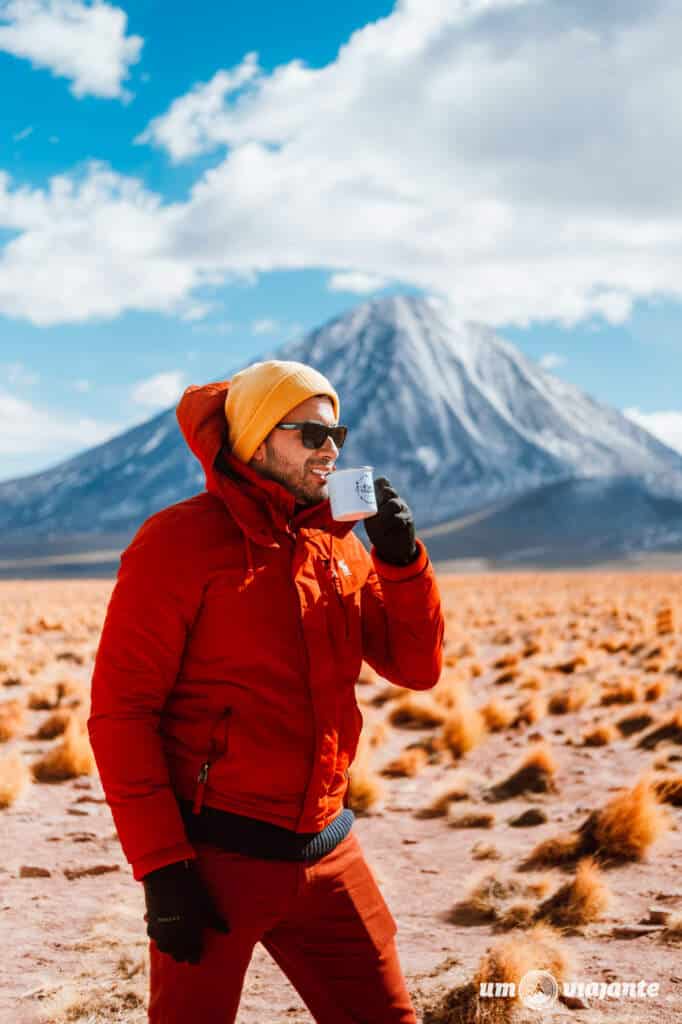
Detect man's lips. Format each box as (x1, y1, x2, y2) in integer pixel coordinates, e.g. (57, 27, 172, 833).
(310, 464, 335, 479)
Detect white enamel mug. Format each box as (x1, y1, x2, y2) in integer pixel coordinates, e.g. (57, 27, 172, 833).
(327, 466, 378, 521)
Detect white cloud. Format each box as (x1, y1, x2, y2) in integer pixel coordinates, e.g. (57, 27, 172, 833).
(328, 272, 388, 294)
(251, 317, 279, 335)
(12, 124, 33, 141)
(135, 54, 260, 162)
(130, 370, 185, 408)
(0, 387, 119, 479)
(4, 2, 682, 325)
(539, 352, 566, 370)
(1, 360, 39, 387)
(623, 407, 682, 455)
(0, 0, 142, 100)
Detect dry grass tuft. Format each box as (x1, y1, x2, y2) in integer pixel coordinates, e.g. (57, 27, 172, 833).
(381, 746, 429, 778)
(0, 698, 25, 742)
(440, 697, 487, 759)
(637, 709, 682, 750)
(416, 777, 471, 818)
(582, 721, 617, 747)
(600, 679, 642, 706)
(652, 774, 682, 806)
(479, 700, 515, 732)
(547, 681, 593, 715)
(513, 693, 547, 726)
(523, 778, 669, 868)
(31, 715, 96, 782)
(34, 708, 73, 739)
(387, 693, 446, 729)
(644, 679, 670, 702)
(486, 742, 557, 801)
(370, 683, 406, 707)
(0, 750, 29, 808)
(449, 871, 552, 927)
(534, 858, 611, 928)
(552, 654, 588, 674)
(27, 684, 60, 710)
(449, 809, 496, 829)
(471, 923, 571, 1022)
(492, 652, 520, 670)
(615, 710, 654, 737)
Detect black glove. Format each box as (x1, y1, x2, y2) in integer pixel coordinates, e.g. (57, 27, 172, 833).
(143, 858, 230, 965)
(363, 477, 418, 566)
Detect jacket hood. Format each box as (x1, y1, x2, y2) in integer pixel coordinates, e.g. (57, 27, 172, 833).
(175, 380, 356, 545)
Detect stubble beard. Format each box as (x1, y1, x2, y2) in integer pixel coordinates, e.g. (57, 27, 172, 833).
(254, 449, 324, 506)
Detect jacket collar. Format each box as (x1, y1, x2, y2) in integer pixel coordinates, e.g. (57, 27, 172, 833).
(210, 447, 356, 546)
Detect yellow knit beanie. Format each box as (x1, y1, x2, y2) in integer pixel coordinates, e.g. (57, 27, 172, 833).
(225, 359, 340, 463)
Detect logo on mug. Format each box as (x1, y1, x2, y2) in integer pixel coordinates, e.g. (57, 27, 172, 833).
(355, 477, 375, 505)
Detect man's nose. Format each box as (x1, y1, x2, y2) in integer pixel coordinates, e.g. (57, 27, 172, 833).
(320, 434, 338, 457)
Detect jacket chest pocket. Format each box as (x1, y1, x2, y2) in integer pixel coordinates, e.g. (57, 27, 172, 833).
(325, 562, 363, 662)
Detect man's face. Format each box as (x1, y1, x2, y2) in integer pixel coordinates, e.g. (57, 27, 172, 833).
(249, 395, 339, 506)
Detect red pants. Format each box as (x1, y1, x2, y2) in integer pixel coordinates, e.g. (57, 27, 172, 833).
(148, 830, 417, 1023)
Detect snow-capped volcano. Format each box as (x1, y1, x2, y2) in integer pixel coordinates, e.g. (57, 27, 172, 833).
(2, 294, 682, 546)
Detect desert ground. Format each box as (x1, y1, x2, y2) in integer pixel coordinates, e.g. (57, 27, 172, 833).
(2, 572, 682, 1024)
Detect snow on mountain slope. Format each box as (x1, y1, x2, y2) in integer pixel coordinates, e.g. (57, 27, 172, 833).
(2, 294, 682, 541)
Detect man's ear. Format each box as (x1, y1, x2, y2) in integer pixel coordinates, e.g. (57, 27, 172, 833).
(250, 439, 267, 465)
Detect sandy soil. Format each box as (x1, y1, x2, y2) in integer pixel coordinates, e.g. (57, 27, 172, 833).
(2, 573, 682, 1023)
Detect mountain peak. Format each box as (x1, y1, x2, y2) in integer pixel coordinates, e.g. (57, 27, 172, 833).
(2, 294, 682, 543)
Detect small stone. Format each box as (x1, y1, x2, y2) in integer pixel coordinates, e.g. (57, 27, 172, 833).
(20, 866, 52, 878)
(648, 906, 672, 925)
(611, 924, 665, 938)
(64, 864, 120, 880)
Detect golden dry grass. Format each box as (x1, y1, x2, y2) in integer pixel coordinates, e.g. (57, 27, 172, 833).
(31, 714, 96, 782)
(440, 698, 487, 759)
(449, 809, 495, 829)
(0, 698, 25, 742)
(479, 699, 515, 732)
(523, 777, 669, 868)
(652, 774, 682, 806)
(513, 692, 547, 726)
(381, 746, 429, 778)
(582, 721, 618, 746)
(547, 680, 593, 715)
(415, 776, 472, 818)
(534, 858, 611, 928)
(637, 709, 682, 750)
(600, 679, 643, 706)
(486, 742, 557, 801)
(387, 693, 446, 729)
(0, 750, 29, 807)
(33, 707, 73, 739)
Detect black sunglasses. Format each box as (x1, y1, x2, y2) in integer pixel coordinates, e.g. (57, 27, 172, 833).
(275, 421, 348, 450)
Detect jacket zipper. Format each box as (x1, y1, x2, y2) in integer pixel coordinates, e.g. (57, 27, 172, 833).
(286, 523, 318, 829)
(192, 707, 232, 815)
(324, 557, 350, 640)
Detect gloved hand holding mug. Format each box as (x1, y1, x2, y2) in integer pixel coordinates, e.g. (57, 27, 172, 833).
(363, 477, 418, 567)
(143, 858, 230, 965)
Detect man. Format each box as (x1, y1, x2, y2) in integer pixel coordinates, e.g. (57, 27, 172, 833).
(88, 359, 444, 1024)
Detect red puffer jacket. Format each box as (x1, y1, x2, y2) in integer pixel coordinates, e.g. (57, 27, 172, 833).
(88, 381, 445, 880)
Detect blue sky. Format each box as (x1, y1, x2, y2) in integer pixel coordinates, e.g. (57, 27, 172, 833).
(1, 0, 682, 482)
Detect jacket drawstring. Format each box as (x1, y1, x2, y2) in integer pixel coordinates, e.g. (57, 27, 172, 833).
(240, 534, 255, 590)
